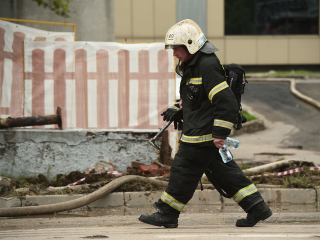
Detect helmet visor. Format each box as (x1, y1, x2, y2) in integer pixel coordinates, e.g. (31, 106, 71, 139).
(165, 44, 183, 50)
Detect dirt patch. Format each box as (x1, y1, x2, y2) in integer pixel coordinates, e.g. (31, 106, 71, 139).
(245, 161, 320, 188)
(251, 171, 320, 188)
(0, 171, 168, 197)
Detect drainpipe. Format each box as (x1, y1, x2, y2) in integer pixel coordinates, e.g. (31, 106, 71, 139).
(0, 107, 63, 129)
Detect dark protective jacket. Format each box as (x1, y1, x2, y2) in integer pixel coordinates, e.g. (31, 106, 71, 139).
(179, 41, 238, 143)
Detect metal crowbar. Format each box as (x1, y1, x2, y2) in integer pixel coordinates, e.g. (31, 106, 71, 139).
(148, 120, 173, 151)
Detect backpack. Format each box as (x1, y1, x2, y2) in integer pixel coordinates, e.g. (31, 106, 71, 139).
(224, 63, 248, 130)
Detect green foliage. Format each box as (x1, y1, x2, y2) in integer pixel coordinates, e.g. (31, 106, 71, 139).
(32, 0, 73, 18)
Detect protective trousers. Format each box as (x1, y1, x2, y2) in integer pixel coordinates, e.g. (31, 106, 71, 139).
(154, 142, 263, 216)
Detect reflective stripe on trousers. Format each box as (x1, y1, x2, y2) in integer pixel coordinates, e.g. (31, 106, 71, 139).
(161, 191, 186, 212)
(233, 184, 258, 203)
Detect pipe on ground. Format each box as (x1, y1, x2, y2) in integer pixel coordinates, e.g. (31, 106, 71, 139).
(242, 159, 312, 176)
(202, 159, 313, 180)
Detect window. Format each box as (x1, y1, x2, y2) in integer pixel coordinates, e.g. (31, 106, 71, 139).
(225, 0, 319, 35)
(177, 0, 207, 35)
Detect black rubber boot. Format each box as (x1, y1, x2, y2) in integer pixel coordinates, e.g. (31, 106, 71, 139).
(139, 212, 178, 228)
(236, 201, 272, 227)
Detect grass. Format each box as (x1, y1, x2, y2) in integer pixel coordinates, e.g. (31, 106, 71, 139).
(14, 177, 30, 188)
(242, 110, 257, 122)
(283, 173, 311, 188)
(239, 161, 253, 171)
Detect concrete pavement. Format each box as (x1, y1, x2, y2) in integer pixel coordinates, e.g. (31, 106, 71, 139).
(0, 212, 320, 239)
(235, 103, 320, 166)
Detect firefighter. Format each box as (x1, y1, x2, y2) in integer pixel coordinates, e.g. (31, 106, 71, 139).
(139, 19, 272, 228)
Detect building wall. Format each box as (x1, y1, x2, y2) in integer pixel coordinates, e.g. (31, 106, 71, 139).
(115, 0, 320, 66)
(115, 0, 176, 43)
(1, 0, 114, 42)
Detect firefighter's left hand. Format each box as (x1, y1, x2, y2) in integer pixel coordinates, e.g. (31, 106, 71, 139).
(214, 138, 225, 148)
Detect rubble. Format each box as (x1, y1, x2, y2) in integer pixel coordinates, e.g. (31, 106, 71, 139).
(127, 161, 170, 176)
(83, 158, 115, 175)
(0, 177, 12, 187)
(0, 176, 12, 193)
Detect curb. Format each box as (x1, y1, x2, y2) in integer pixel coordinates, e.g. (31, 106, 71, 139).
(247, 74, 320, 80)
(1, 186, 319, 210)
(231, 119, 265, 136)
(247, 77, 320, 110)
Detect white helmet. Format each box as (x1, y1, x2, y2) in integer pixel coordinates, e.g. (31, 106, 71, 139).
(165, 19, 207, 54)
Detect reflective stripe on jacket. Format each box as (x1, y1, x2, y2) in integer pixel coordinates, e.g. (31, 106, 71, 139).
(179, 41, 238, 143)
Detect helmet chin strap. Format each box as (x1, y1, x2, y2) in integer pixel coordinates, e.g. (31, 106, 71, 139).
(175, 59, 182, 77)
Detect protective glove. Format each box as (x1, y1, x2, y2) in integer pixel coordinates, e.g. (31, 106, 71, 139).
(161, 103, 183, 130)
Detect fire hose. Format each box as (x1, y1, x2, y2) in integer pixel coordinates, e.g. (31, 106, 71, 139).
(0, 175, 170, 217)
(0, 159, 313, 217)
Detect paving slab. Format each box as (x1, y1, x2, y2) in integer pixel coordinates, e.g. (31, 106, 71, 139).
(89, 192, 124, 207)
(188, 189, 221, 205)
(0, 197, 21, 208)
(260, 188, 316, 204)
(124, 191, 162, 207)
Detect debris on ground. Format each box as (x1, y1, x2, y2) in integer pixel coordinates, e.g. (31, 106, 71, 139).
(126, 161, 170, 176)
(83, 158, 115, 175)
(0, 176, 12, 194)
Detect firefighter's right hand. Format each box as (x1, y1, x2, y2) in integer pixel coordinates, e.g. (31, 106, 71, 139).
(161, 104, 183, 129)
(161, 104, 181, 121)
